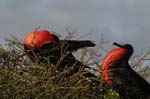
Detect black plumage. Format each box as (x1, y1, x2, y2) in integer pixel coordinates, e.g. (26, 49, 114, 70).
(102, 42, 150, 99)
(24, 34, 96, 75)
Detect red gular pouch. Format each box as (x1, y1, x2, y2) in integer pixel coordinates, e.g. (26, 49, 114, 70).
(101, 48, 127, 85)
(23, 30, 54, 49)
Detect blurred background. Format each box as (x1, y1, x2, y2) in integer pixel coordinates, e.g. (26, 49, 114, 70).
(0, 0, 150, 55)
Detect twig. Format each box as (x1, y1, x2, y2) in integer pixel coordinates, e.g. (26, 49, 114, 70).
(132, 51, 150, 68)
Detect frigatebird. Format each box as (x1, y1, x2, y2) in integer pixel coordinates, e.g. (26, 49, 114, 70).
(101, 42, 150, 99)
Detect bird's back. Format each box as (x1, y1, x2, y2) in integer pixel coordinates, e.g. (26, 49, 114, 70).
(110, 64, 150, 99)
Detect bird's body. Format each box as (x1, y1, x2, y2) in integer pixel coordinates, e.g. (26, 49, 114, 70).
(101, 42, 150, 99)
(25, 40, 94, 70)
(109, 62, 150, 99)
(24, 30, 96, 75)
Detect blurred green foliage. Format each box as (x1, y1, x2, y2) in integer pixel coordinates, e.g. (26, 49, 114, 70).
(0, 38, 121, 99)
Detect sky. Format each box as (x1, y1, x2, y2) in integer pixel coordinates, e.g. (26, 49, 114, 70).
(0, 0, 150, 55)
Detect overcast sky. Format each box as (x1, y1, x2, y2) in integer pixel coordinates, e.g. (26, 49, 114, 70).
(0, 0, 150, 55)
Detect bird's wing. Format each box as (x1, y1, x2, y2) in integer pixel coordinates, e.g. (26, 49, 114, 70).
(112, 67, 150, 98)
(129, 67, 150, 94)
(59, 40, 96, 52)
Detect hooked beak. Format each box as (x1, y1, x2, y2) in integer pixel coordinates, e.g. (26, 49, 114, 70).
(113, 42, 124, 48)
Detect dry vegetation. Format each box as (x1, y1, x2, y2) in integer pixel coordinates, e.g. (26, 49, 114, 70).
(0, 34, 149, 99)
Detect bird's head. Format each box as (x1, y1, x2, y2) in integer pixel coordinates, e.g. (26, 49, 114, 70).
(101, 42, 134, 84)
(113, 42, 133, 59)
